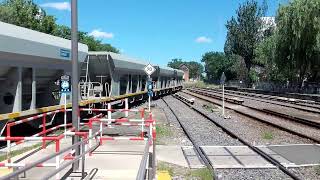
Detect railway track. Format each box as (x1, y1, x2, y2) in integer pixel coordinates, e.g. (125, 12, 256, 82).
(190, 88, 320, 129)
(183, 89, 320, 144)
(225, 87, 320, 106)
(162, 95, 300, 180)
(199, 87, 320, 113)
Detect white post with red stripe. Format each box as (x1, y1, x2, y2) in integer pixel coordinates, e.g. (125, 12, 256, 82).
(64, 93, 67, 139)
(107, 103, 111, 120)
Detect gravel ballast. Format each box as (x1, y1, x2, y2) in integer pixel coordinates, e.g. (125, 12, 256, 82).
(161, 95, 291, 180)
(179, 91, 320, 179)
(182, 90, 320, 143)
(161, 96, 242, 146)
(179, 92, 314, 145)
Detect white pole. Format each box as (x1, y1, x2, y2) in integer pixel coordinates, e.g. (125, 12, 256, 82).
(64, 93, 67, 138)
(148, 75, 151, 112)
(107, 103, 111, 120)
(125, 98, 129, 117)
(222, 84, 225, 117)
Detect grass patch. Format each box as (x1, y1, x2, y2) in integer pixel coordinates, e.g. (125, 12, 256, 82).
(187, 168, 213, 180)
(157, 161, 174, 176)
(202, 103, 218, 112)
(184, 81, 219, 89)
(156, 124, 172, 137)
(262, 132, 274, 140)
(155, 124, 172, 144)
(0, 129, 64, 162)
(0, 142, 43, 162)
(157, 161, 214, 179)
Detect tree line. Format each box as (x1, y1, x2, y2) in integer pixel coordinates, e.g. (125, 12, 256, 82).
(0, 0, 119, 53)
(197, 0, 319, 87)
(167, 58, 203, 80)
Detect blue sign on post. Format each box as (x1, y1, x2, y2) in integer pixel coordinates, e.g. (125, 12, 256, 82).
(60, 75, 71, 93)
(147, 81, 153, 97)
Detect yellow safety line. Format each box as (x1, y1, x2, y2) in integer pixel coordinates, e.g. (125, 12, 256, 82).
(0, 86, 181, 122)
(0, 168, 13, 176)
(157, 171, 172, 180)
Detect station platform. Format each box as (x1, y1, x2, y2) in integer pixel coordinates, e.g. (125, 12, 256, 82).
(0, 137, 147, 180)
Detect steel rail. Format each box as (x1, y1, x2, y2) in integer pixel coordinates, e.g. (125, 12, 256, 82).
(161, 98, 216, 179)
(197, 87, 320, 128)
(171, 94, 301, 180)
(198, 87, 320, 114)
(183, 90, 320, 144)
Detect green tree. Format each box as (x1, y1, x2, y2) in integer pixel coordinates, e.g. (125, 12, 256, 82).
(201, 52, 237, 83)
(167, 58, 184, 69)
(0, 0, 56, 34)
(167, 59, 203, 80)
(224, 0, 265, 84)
(0, 0, 119, 53)
(187, 61, 204, 80)
(275, 0, 320, 84)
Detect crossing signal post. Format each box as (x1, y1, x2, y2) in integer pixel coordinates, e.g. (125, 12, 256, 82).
(144, 63, 156, 112)
(60, 75, 71, 139)
(147, 79, 153, 112)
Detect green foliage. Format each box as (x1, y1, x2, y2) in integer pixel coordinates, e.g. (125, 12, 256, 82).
(167, 58, 203, 80)
(249, 69, 259, 83)
(156, 124, 172, 137)
(167, 58, 184, 69)
(157, 162, 174, 176)
(187, 168, 213, 180)
(254, 34, 287, 82)
(0, 0, 119, 52)
(262, 131, 274, 140)
(274, 0, 320, 84)
(0, 0, 56, 34)
(201, 52, 237, 83)
(225, 0, 265, 76)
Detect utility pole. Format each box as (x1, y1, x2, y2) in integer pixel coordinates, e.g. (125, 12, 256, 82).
(71, 0, 80, 170)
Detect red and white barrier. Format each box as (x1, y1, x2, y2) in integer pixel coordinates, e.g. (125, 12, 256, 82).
(0, 102, 157, 179)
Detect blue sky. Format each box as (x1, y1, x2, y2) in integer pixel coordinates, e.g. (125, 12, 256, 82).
(36, 0, 287, 66)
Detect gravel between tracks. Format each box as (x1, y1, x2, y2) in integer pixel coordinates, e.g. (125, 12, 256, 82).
(161, 95, 291, 180)
(153, 99, 192, 146)
(215, 169, 292, 180)
(179, 92, 314, 145)
(179, 92, 320, 179)
(161, 96, 242, 146)
(183, 90, 320, 142)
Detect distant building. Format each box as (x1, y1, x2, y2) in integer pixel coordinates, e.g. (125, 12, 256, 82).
(179, 64, 189, 81)
(259, 17, 276, 37)
(260, 17, 276, 31)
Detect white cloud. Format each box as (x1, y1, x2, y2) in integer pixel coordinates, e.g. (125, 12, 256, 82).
(195, 36, 212, 43)
(89, 29, 114, 39)
(40, 2, 71, 11)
